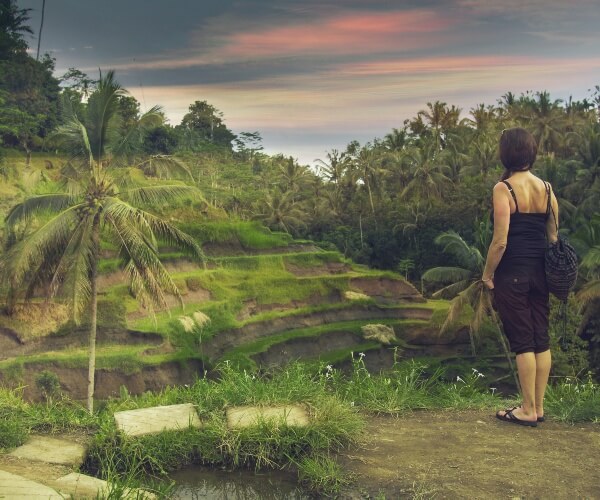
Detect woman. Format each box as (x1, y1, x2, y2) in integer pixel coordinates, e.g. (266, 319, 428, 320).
(481, 127, 558, 427)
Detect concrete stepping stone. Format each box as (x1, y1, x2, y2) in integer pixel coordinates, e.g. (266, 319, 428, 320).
(9, 435, 86, 466)
(0, 469, 64, 499)
(56, 472, 156, 499)
(226, 404, 309, 429)
(114, 403, 202, 437)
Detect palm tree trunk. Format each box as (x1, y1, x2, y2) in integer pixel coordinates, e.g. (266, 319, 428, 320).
(87, 213, 101, 414)
(36, 0, 46, 61)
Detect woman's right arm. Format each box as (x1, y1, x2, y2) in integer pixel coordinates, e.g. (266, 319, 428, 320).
(546, 187, 559, 244)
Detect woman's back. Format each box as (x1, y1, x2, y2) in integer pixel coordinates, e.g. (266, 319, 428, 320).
(502, 172, 548, 214)
(500, 171, 550, 263)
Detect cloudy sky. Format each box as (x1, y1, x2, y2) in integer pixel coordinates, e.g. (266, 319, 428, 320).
(18, 0, 600, 164)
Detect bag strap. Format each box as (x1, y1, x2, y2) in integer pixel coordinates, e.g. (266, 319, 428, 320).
(545, 182, 558, 232)
(502, 180, 519, 213)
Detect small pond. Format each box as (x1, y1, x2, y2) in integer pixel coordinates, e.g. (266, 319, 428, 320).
(170, 465, 310, 499)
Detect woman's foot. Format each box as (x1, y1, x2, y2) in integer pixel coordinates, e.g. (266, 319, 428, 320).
(496, 406, 538, 425)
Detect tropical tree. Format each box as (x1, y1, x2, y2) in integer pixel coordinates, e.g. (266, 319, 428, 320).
(400, 143, 452, 202)
(417, 101, 461, 151)
(254, 189, 308, 235)
(520, 91, 564, 155)
(0, 71, 205, 413)
(421, 230, 485, 299)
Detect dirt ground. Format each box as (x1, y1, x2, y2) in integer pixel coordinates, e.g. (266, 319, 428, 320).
(338, 411, 600, 499)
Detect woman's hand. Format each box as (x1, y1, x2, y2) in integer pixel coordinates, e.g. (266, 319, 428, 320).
(482, 278, 494, 290)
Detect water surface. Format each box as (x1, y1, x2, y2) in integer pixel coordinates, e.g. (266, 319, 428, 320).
(171, 465, 310, 499)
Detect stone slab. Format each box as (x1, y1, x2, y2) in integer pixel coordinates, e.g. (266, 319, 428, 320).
(55, 472, 156, 499)
(9, 436, 86, 466)
(114, 403, 202, 437)
(0, 469, 64, 499)
(226, 405, 309, 429)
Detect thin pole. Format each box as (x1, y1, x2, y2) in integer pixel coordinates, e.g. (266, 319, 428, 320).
(36, 0, 46, 61)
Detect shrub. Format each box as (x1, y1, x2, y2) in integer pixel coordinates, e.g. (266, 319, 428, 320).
(0, 419, 28, 449)
(35, 370, 61, 402)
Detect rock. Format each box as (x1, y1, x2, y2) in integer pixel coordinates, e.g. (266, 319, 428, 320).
(0, 469, 63, 499)
(9, 435, 86, 466)
(226, 405, 309, 429)
(361, 324, 397, 344)
(344, 291, 370, 301)
(114, 403, 202, 437)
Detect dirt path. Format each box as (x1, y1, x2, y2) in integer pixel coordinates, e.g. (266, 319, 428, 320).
(338, 411, 600, 499)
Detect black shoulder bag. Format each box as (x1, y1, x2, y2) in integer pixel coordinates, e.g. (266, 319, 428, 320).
(544, 182, 578, 301)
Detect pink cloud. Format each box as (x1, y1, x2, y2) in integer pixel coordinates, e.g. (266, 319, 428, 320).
(222, 10, 455, 58)
(335, 55, 600, 76)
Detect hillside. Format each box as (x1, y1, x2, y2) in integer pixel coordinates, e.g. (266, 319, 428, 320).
(0, 214, 474, 401)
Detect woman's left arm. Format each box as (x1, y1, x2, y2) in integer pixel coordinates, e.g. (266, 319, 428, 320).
(482, 182, 511, 289)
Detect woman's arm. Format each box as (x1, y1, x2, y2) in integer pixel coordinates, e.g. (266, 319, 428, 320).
(546, 187, 559, 244)
(481, 182, 511, 289)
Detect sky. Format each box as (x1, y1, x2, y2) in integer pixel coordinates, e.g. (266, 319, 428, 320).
(18, 0, 600, 165)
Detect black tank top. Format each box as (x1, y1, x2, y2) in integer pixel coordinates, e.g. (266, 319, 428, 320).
(499, 180, 550, 262)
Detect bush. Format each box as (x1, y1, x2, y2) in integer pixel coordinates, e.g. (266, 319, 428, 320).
(0, 419, 28, 449)
(548, 296, 588, 377)
(36, 370, 61, 402)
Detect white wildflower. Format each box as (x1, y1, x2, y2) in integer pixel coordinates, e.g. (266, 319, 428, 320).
(326, 365, 333, 372)
(193, 311, 211, 328)
(359, 352, 365, 358)
(456, 375, 465, 383)
(179, 316, 195, 333)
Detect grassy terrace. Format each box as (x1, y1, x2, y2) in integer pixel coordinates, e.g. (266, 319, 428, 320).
(0, 344, 198, 372)
(220, 318, 428, 367)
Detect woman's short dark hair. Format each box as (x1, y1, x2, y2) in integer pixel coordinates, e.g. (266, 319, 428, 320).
(499, 127, 537, 172)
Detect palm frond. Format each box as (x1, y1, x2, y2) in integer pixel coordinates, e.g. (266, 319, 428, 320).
(422, 266, 472, 284)
(576, 279, 600, 305)
(104, 211, 182, 312)
(6, 194, 78, 226)
(431, 279, 471, 299)
(136, 155, 195, 181)
(581, 246, 600, 272)
(120, 184, 204, 207)
(0, 206, 82, 287)
(53, 117, 94, 168)
(434, 231, 483, 271)
(104, 198, 205, 264)
(111, 106, 164, 163)
(47, 216, 94, 323)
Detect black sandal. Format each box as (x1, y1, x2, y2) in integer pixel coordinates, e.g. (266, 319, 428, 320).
(496, 408, 538, 427)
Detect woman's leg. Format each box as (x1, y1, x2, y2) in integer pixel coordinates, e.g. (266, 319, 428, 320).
(514, 352, 538, 419)
(534, 349, 551, 417)
(498, 351, 538, 421)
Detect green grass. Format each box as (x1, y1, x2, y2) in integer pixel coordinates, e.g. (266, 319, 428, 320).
(0, 345, 201, 374)
(221, 319, 427, 369)
(1, 360, 598, 496)
(177, 220, 293, 250)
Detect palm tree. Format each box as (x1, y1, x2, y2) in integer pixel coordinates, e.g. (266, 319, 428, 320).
(565, 123, 600, 216)
(254, 189, 307, 235)
(417, 101, 461, 151)
(423, 225, 518, 383)
(520, 91, 564, 155)
(400, 143, 452, 202)
(421, 230, 485, 300)
(315, 149, 346, 186)
(383, 128, 408, 152)
(464, 133, 500, 181)
(0, 71, 205, 413)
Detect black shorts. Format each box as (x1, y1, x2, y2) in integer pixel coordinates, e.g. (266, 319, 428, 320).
(493, 260, 550, 355)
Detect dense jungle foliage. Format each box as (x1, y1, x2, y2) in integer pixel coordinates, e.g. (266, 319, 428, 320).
(1, 0, 598, 373)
